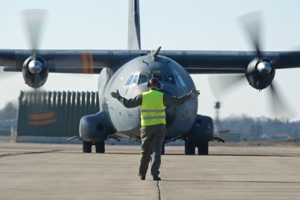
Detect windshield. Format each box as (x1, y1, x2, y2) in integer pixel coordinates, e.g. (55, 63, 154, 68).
(125, 71, 186, 87)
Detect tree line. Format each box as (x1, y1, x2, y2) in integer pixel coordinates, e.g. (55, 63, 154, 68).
(0, 101, 18, 120)
(220, 115, 300, 141)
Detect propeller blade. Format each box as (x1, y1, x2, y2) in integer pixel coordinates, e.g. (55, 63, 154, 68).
(208, 74, 245, 100)
(238, 11, 262, 58)
(21, 9, 47, 57)
(268, 81, 295, 119)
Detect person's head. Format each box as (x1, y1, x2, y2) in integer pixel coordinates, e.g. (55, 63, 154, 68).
(147, 77, 161, 89)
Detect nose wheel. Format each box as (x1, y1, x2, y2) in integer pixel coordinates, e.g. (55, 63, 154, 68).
(82, 140, 105, 153)
(184, 140, 209, 155)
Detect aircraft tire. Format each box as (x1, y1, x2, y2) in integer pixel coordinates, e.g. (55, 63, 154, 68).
(95, 141, 105, 153)
(184, 140, 195, 155)
(197, 142, 208, 155)
(83, 141, 92, 153)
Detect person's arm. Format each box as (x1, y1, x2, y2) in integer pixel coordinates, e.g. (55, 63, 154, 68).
(163, 89, 200, 106)
(117, 94, 142, 108)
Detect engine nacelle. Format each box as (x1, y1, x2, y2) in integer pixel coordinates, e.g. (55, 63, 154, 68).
(22, 56, 48, 88)
(79, 111, 115, 142)
(246, 57, 275, 90)
(183, 115, 214, 143)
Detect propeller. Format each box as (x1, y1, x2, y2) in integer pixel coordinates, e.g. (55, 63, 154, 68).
(208, 74, 245, 101)
(208, 11, 295, 119)
(238, 11, 262, 58)
(268, 82, 294, 118)
(22, 9, 47, 58)
(20, 9, 50, 89)
(21, 9, 95, 83)
(22, 9, 47, 84)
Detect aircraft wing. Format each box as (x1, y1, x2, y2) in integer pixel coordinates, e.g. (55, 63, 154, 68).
(1, 49, 300, 74)
(1, 50, 134, 74)
(161, 50, 300, 74)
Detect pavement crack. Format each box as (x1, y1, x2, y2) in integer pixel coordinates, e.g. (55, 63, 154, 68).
(156, 181, 161, 200)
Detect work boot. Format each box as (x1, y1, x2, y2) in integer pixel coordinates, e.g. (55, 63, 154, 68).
(138, 174, 145, 180)
(153, 176, 161, 181)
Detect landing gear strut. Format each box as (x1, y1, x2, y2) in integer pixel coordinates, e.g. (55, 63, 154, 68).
(82, 141, 105, 153)
(83, 141, 92, 153)
(95, 141, 105, 153)
(197, 142, 208, 155)
(185, 140, 195, 155)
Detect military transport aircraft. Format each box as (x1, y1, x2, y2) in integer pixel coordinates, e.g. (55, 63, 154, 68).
(1, 0, 300, 155)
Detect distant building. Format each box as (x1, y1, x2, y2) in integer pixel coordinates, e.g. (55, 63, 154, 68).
(218, 130, 241, 142)
(261, 133, 272, 141)
(0, 119, 17, 139)
(272, 132, 290, 141)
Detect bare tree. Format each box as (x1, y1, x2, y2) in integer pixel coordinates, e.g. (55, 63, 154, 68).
(249, 123, 263, 141)
(0, 101, 18, 120)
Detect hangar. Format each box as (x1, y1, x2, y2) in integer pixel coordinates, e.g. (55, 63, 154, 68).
(17, 91, 99, 143)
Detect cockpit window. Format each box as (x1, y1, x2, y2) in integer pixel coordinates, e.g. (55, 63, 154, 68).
(131, 75, 138, 86)
(125, 75, 134, 86)
(138, 74, 148, 84)
(174, 74, 186, 87)
(165, 73, 175, 85)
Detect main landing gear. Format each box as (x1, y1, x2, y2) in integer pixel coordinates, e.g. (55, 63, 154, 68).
(184, 140, 209, 155)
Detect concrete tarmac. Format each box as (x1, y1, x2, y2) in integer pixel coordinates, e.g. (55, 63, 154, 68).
(0, 143, 299, 200)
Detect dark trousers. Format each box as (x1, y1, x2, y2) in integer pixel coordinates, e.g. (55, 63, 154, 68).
(139, 124, 166, 177)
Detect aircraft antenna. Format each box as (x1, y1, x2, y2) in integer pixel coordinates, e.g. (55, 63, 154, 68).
(152, 46, 161, 61)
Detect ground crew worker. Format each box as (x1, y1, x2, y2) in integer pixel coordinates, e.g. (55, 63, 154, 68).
(110, 77, 200, 181)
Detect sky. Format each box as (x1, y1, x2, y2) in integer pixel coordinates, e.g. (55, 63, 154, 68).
(0, 0, 300, 120)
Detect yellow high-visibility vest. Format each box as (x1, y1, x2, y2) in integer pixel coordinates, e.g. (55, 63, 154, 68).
(141, 90, 166, 126)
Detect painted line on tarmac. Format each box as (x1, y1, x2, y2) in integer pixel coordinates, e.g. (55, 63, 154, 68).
(0, 150, 63, 158)
(157, 181, 161, 200)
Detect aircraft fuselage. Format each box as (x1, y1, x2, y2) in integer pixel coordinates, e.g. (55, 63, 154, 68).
(100, 55, 198, 142)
